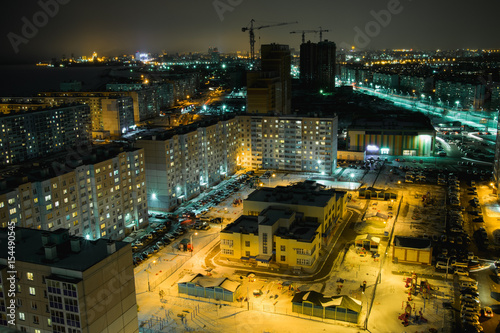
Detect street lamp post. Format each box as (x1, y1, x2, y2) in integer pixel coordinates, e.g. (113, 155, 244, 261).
(445, 256, 452, 282)
(190, 232, 198, 257)
(269, 173, 275, 186)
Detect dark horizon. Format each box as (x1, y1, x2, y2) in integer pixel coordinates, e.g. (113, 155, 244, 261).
(1, 0, 500, 65)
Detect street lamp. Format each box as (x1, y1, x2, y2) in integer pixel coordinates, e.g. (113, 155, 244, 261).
(269, 173, 275, 186)
(190, 232, 198, 257)
(445, 256, 452, 282)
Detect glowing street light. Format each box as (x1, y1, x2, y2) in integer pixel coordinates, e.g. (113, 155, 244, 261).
(268, 173, 275, 186)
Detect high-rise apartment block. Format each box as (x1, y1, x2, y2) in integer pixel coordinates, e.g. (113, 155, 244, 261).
(435, 79, 486, 110)
(0, 228, 138, 332)
(138, 114, 338, 211)
(300, 40, 337, 91)
(238, 115, 338, 174)
(38, 84, 170, 128)
(0, 146, 148, 240)
(0, 104, 91, 165)
(247, 44, 291, 115)
(136, 118, 239, 211)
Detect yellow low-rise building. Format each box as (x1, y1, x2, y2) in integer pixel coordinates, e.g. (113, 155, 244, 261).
(220, 206, 321, 270)
(243, 180, 347, 245)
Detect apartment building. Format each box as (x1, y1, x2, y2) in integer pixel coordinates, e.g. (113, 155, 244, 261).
(38, 85, 168, 128)
(0, 146, 148, 240)
(0, 228, 138, 333)
(0, 104, 91, 166)
(136, 117, 239, 211)
(220, 181, 347, 270)
(0, 95, 134, 138)
(238, 115, 338, 175)
(300, 40, 337, 91)
(435, 79, 486, 109)
(247, 44, 291, 115)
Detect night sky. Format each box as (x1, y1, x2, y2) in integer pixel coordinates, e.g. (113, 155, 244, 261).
(1, 0, 499, 64)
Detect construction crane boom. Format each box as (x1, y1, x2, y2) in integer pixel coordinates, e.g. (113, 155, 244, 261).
(242, 19, 298, 62)
(290, 27, 330, 44)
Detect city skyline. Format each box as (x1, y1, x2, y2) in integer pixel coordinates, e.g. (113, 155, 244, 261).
(1, 0, 500, 64)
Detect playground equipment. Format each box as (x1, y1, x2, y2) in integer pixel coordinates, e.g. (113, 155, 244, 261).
(398, 302, 413, 327)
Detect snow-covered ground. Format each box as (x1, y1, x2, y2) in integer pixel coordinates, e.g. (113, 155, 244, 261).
(135, 169, 458, 332)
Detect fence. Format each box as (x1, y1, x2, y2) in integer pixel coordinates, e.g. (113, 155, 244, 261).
(149, 233, 219, 291)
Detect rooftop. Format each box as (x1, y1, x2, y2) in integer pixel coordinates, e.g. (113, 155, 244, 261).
(393, 235, 432, 249)
(0, 228, 128, 271)
(0, 143, 141, 195)
(135, 114, 238, 141)
(292, 290, 362, 313)
(223, 207, 319, 242)
(222, 216, 259, 235)
(246, 180, 346, 208)
(348, 113, 435, 132)
(0, 103, 88, 118)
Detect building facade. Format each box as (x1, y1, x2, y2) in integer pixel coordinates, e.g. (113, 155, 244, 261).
(136, 118, 239, 211)
(137, 114, 338, 211)
(0, 146, 148, 240)
(238, 115, 338, 174)
(300, 40, 336, 91)
(38, 86, 167, 127)
(247, 44, 291, 115)
(0, 228, 138, 332)
(347, 114, 436, 156)
(220, 181, 347, 270)
(0, 104, 91, 166)
(435, 79, 486, 110)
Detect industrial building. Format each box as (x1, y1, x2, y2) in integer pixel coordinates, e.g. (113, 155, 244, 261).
(347, 113, 436, 156)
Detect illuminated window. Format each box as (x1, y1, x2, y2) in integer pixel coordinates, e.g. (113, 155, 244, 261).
(29, 287, 36, 296)
(27, 272, 34, 281)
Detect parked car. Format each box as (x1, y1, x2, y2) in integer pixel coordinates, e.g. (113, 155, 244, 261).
(455, 267, 469, 276)
(436, 261, 452, 270)
(483, 306, 494, 318)
(462, 303, 480, 314)
(461, 294, 480, 303)
(211, 217, 223, 224)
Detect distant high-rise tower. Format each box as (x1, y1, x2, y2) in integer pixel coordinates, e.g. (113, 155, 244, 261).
(300, 40, 336, 91)
(247, 44, 291, 115)
(209, 47, 220, 63)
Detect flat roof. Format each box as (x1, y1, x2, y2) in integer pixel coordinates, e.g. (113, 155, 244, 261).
(135, 114, 238, 141)
(0, 228, 128, 272)
(246, 181, 346, 208)
(348, 113, 435, 132)
(0, 143, 142, 195)
(393, 235, 431, 249)
(0, 103, 88, 118)
(222, 216, 259, 235)
(259, 207, 294, 226)
(223, 207, 318, 242)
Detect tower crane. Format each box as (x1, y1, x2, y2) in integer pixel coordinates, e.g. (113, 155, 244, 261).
(242, 19, 298, 62)
(290, 27, 330, 44)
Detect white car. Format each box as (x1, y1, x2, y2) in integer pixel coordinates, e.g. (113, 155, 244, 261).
(454, 267, 469, 276)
